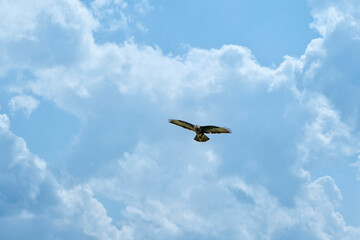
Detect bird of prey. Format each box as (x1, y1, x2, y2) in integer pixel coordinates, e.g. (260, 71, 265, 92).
(169, 119, 231, 142)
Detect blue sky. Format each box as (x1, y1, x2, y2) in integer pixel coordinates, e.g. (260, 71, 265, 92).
(1, 0, 360, 239)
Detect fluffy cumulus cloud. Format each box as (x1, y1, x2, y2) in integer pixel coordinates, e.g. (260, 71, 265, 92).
(305, 0, 360, 183)
(1, 0, 360, 239)
(0, 112, 131, 239)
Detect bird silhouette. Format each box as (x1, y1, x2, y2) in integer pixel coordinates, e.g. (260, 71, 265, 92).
(169, 119, 231, 142)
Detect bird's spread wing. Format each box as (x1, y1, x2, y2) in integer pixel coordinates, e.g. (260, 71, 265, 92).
(202, 125, 231, 134)
(169, 119, 195, 131)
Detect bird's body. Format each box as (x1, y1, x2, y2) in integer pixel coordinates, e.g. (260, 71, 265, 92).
(169, 119, 231, 142)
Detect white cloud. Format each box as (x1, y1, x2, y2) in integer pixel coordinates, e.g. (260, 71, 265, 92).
(88, 143, 221, 238)
(0, 112, 57, 217)
(0, 113, 10, 130)
(302, 94, 354, 151)
(88, 142, 360, 240)
(310, 6, 346, 37)
(295, 176, 360, 240)
(89, 0, 152, 33)
(57, 185, 133, 240)
(0, 0, 98, 77)
(308, 0, 360, 37)
(0, 0, 44, 41)
(1, 0, 360, 239)
(9, 94, 40, 116)
(0, 112, 132, 239)
(134, 0, 153, 14)
(92, 0, 128, 9)
(90, 0, 128, 32)
(0, 0, 97, 41)
(24, 41, 284, 116)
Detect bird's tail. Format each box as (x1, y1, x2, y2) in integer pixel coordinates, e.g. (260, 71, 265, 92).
(194, 133, 209, 142)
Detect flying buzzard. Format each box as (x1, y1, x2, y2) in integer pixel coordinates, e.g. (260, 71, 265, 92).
(169, 119, 231, 142)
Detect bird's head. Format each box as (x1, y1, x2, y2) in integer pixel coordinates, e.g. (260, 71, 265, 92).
(194, 125, 200, 129)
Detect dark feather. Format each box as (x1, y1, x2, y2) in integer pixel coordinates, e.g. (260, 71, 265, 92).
(202, 125, 231, 134)
(194, 133, 210, 142)
(169, 119, 195, 131)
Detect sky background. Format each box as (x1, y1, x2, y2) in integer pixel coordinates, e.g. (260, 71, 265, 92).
(1, 0, 360, 239)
